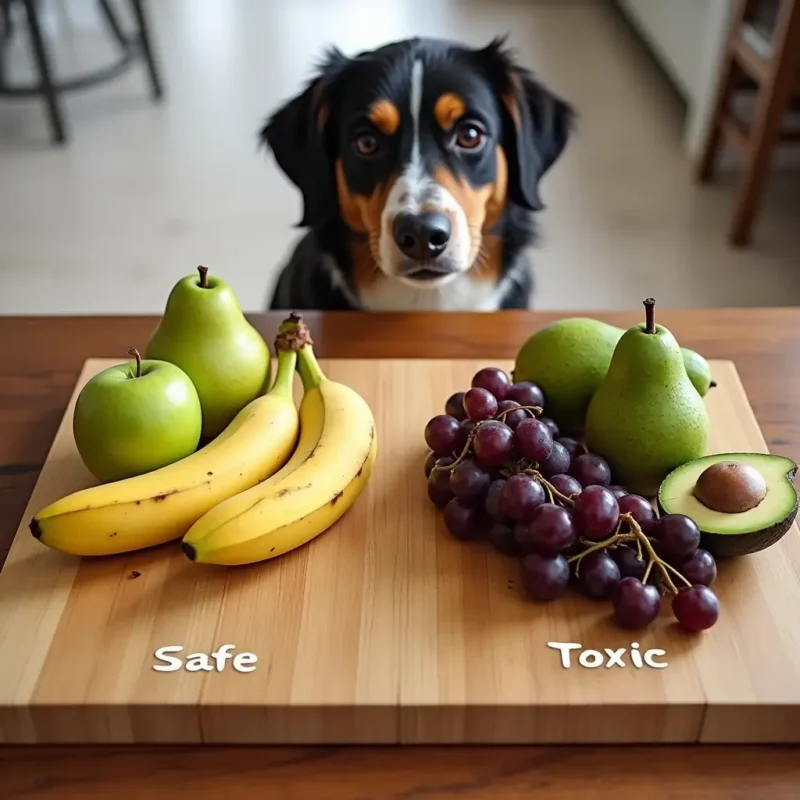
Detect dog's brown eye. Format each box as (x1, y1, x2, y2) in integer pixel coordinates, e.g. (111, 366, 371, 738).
(354, 133, 379, 156)
(454, 122, 485, 150)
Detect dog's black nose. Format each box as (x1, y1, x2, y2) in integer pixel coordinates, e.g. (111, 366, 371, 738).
(392, 212, 451, 260)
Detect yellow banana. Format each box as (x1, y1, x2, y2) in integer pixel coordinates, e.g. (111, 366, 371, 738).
(30, 318, 306, 557)
(182, 334, 377, 566)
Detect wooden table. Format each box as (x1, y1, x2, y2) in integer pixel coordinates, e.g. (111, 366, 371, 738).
(1, 310, 799, 799)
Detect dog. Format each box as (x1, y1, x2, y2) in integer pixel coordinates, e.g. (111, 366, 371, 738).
(261, 36, 573, 312)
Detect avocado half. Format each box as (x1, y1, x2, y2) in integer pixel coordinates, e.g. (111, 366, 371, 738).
(657, 452, 799, 558)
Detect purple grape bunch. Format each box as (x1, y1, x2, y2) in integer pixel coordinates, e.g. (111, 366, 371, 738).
(423, 365, 721, 633)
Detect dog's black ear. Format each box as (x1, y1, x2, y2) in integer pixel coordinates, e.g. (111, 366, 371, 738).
(477, 37, 574, 212)
(259, 48, 350, 227)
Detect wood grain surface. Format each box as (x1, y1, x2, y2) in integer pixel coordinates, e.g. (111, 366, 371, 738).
(1, 310, 799, 798)
(1, 355, 798, 747)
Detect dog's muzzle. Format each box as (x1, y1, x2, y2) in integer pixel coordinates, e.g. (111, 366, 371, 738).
(391, 211, 456, 280)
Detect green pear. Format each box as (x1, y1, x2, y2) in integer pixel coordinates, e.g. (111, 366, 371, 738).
(513, 319, 713, 435)
(146, 266, 271, 439)
(680, 347, 715, 396)
(584, 299, 709, 497)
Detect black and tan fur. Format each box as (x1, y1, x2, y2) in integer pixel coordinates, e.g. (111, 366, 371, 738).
(261, 36, 573, 311)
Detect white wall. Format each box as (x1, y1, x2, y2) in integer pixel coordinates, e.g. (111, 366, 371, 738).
(617, 0, 734, 158)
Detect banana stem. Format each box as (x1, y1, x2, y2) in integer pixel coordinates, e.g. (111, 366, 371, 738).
(297, 345, 326, 392)
(269, 349, 297, 397)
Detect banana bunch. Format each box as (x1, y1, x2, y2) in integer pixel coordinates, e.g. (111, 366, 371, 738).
(30, 316, 377, 564)
(182, 336, 376, 565)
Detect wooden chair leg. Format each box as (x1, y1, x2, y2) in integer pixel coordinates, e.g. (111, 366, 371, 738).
(696, 0, 757, 183)
(729, 0, 800, 246)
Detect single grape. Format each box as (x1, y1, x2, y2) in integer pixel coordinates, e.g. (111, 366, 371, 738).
(618, 494, 657, 535)
(610, 544, 647, 580)
(445, 391, 467, 421)
(500, 474, 546, 521)
(463, 388, 498, 422)
(506, 381, 544, 409)
(569, 453, 612, 487)
(539, 441, 571, 478)
(424, 414, 460, 456)
(574, 485, 619, 540)
(607, 485, 628, 500)
(443, 497, 485, 541)
(449, 460, 491, 507)
(454, 419, 476, 454)
(514, 418, 554, 462)
(672, 585, 720, 631)
(484, 478, 507, 520)
(539, 416, 560, 439)
(471, 367, 511, 401)
(516, 503, 577, 554)
(427, 456, 455, 508)
(579, 551, 621, 600)
(497, 399, 527, 430)
(654, 514, 701, 565)
(548, 473, 582, 500)
(473, 420, 515, 467)
(521, 553, 570, 601)
(424, 451, 437, 478)
(488, 522, 519, 555)
(612, 577, 661, 629)
(678, 548, 717, 587)
(557, 437, 585, 459)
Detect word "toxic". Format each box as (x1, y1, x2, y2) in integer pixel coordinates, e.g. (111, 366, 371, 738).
(547, 641, 667, 669)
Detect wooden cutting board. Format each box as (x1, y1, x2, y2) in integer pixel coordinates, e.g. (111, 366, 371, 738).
(1, 358, 799, 745)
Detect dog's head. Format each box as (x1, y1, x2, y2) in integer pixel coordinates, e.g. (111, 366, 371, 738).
(261, 37, 573, 290)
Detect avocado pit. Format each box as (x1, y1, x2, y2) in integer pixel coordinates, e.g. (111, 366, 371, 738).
(693, 460, 767, 513)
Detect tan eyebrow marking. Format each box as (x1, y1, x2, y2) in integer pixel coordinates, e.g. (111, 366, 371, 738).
(368, 99, 400, 135)
(434, 92, 466, 131)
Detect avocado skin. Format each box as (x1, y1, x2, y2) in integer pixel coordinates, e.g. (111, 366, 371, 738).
(657, 460, 799, 557)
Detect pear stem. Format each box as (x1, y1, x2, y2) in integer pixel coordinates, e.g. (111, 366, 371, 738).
(644, 298, 656, 334)
(197, 265, 209, 288)
(127, 347, 142, 378)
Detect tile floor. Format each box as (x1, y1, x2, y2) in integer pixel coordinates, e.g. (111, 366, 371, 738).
(0, 0, 798, 315)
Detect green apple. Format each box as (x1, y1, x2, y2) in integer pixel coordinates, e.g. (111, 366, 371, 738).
(73, 349, 202, 483)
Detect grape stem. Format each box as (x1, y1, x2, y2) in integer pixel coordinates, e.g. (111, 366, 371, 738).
(497, 404, 542, 422)
(431, 408, 545, 477)
(567, 513, 693, 594)
(523, 469, 577, 508)
(430, 417, 492, 475)
(567, 531, 637, 574)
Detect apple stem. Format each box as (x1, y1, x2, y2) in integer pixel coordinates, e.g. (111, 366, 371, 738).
(198, 265, 209, 288)
(127, 347, 142, 378)
(644, 298, 656, 334)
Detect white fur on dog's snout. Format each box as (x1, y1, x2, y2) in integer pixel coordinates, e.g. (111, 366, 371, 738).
(379, 174, 471, 287)
(377, 59, 471, 288)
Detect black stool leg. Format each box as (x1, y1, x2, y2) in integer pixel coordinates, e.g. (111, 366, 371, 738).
(2, 0, 13, 39)
(129, 0, 163, 100)
(97, 0, 128, 49)
(21, 0, 67, 143)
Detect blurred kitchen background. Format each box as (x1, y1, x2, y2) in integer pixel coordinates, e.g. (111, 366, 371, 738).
(0, 0, 798, 315)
